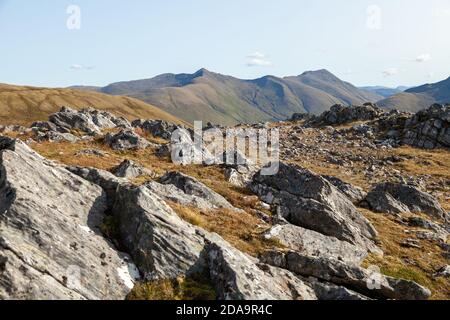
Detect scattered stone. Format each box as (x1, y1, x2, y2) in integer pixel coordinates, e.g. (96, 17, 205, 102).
(113, 160, 154, 179)
(104, 130, 153, 151)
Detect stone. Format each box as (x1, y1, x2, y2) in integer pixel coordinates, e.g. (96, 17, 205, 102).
(250, 162, 378, 250)
(261, 251, 431, 300)
(322, 175, 367, 204)
(364, 183, 446, 219)
(265, 224, 368, 266)
(205, 234, 317, 300)
(132, 119, 182, 140)
(104, 130, 153, 151)
(113, 160, 153, 179)
(0, 137, 137, 300)
(434, 265, 450, 278)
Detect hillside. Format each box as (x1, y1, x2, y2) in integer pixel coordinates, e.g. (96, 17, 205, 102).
(378, 76, 450, 112)
(0, 83, 186, 126)
(74, 69, 383, 126)
(360, 86, 407, 98)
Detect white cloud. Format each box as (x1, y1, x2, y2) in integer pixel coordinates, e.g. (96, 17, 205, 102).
(382, 68, 398, 77)
(70, 64, 95, 71)
(246, 52, 273, 67)
(415, 53, 431, 63)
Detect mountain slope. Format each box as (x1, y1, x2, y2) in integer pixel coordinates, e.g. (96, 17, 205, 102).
(360, 86, 408, 98)
(378, 77, 450, 112)
(78, 69, 383, 126)
(0, 83, 186, 126)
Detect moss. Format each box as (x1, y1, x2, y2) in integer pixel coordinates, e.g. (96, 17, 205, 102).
(127, 273, 217, 301)
(379, 266, 429, 287)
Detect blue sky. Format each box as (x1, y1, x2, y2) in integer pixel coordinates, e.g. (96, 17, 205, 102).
(0, 0, 449, 88)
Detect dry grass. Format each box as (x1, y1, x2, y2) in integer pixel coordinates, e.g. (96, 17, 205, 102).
(361, 208, 450, 300)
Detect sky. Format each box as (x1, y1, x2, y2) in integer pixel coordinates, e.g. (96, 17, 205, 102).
(0, 0, 449, 88)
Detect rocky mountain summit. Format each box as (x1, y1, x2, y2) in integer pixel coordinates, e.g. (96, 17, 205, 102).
(0, 105, 448, 300)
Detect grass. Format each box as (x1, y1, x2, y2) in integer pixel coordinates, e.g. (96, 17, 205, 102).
(127, 273, 216, 301)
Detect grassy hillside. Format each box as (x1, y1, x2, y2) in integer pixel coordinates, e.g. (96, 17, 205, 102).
(0, 83, 186, 126)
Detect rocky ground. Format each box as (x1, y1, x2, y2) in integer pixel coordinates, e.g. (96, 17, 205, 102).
(0, 104, 448, 300)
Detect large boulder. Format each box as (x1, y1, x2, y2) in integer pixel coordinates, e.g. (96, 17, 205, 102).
(104, 130, 153, 151)
(322, 175, 367, 204)
(159, 172, 236, 210)
(111, 185, 207, 280)
(49, 107, 131, 134)
(265, 224, 367, 266)
(113, 160, 154, 179)
(306, 104, 385, 127)
(0, 137, 138, 300)
(204, 234, 317, 300)
(250, 163, 378, 250)
(132, 119, 182, 140)
(364, 182, 446, 219)
(261, 251, 431, 300)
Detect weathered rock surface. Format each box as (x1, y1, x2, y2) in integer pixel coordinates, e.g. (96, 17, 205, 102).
(261, 251, 431, 300)
(364, 182, 446, 219)
(0, 137, 137, 300)
(250, 162, 378, 250)
(205, 234, 317, 300)
(48, 106, 131, 134)
(159, 172, 236, 210)
(132, 119, 182, 140)
(322, 175, 367, 204)
(265, 224, 367, 266)
(104, 130, 153, 151)
(306, 104, 384, 127)
(113, 160, 153, 179)
(111, 185, 207, 280)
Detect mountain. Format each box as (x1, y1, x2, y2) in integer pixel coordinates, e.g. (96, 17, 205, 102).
(378, 77, 450, 112)
(0, 83, 185, 126)
(74, 69, 383, 126)
(360, 86, 409, 98)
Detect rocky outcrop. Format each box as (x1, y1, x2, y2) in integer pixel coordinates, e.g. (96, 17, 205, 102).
(265, 224, 367, 266)
(363, 182, 446, 219)
(250, 163, 378, 250)
(322, 175, 367, 204)
(113, 160, 153, 179)
(48, 106, 132, 134)
(111, 185, 207, 280)
(158, 172, 236, 210)
(205, 234, 317, 300)
(261, 251, 431, 300)
(222, 151, 258, 188)
(104, 130, 153, 151)
(132, 119, 182, 140)
(0, 137, 138, 300)
(402, 104, 449, 149)
(306, 104, 385, 127)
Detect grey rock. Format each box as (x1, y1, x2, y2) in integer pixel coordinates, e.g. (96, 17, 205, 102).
(111, 185, 207, 280)
(0, 137, 138, 300)
(322, 175, 367, 204)
(309, 278, 371, 300)
(159, 172, 236, 210)
(36, 130, 80, 143)
(113, 160, 153, 179)
(306, 104, 384, 127)
(205, 234, 317, 300)
(132, 119, 182, 140)
(364, 183, 446, 219)
(104, 130, 153, 151)
(261, 251, 431, 300)
(265, 224, 368, 266)
(250, 163, 378, 250)
(434, 265, 450, 278)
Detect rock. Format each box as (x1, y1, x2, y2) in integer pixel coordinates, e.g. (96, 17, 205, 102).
(434, 265, 450, 278)
(111, 185, 207, 280)
(49, 106, 131, 134)
(104, 130, 153, 151)
(290, 113, 312, 122)
(322, 175, 367, 204)
(261, 251, 431, 300)
(132, 119, 182, 140)
(0, 137, 137, 299)
(265, 224, 368, 266)
(75, 149, 106, 157)
(205, 234, 317, 300)
(222, 151, 258, 188)
(113, 160, 153, 179)
(159, 172, 236, 210)
(309, 278, 371, 300)
(66, 166, 125, 207)
(36, 130, 80, 143)
(306, 104, 384, 127)
(250, 162, 378, 250)
(364, 183, 446, 219)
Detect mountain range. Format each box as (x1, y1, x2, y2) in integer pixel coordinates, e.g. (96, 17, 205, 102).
(359, 86, 410, 98)
(72, 69, 383, 126)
